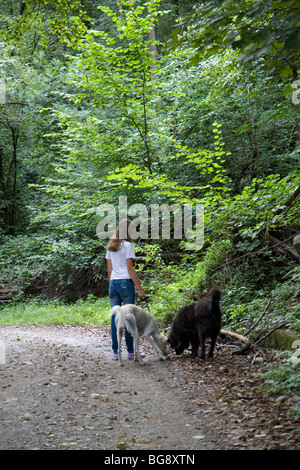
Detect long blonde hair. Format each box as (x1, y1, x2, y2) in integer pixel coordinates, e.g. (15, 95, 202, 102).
(107, 219, 134, 252)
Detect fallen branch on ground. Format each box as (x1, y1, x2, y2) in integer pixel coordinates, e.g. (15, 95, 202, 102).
(219, 329, 252, 355)
(220, 320, 292, 356)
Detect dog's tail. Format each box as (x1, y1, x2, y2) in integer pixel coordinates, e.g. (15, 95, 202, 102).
(110, 305, 125, 330)
(110, 305, 122, 316)
(210, 288, 222, 320)
(210, 287, 222, 305)
(110, 305, 124, 326)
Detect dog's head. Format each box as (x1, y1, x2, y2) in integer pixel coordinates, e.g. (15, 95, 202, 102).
(152, 332, 168, 357)
(167, 331, 186, 355)
(158, 334, 168, 356)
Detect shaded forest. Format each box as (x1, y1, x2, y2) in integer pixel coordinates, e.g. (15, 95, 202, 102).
(0, 0, 299, 415)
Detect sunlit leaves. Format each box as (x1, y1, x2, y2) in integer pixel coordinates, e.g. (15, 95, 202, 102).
(1, 0, 91, 54)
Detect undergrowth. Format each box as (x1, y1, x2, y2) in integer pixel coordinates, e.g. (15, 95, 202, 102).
(0, 295, 110, 327)
(261, 350, 300, 420)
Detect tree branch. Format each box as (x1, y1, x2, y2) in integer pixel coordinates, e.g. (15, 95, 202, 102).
(253, 321, 291, 346)
(210, 232, 300, 273)
(244, 298, 271, 336)
(272, 183, 300, 216)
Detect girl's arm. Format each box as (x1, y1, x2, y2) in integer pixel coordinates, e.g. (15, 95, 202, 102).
(107, 259, 112, 282)
(126, 258, 146, 298)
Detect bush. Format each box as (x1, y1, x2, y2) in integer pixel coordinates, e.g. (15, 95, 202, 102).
(261, 350, 300, 420)
(141, 239, 232, 325)
(0, 234, 107, 301)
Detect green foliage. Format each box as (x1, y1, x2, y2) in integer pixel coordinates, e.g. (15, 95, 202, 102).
(0, 235, 106, 301)
(1, 0, 91, 55)
(171, 0, 300, 77)
(0, 46, 72, 237)
(221, 279, 300, 335)
(140, 239, 232, 325)
(261, 351, 300, 419)
(63, 0, 168, 174)
(160, 49, 299, 191)
(210, 173, 300, 243)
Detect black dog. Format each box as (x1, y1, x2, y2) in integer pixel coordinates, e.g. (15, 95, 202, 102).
(168, 288, 222, 360)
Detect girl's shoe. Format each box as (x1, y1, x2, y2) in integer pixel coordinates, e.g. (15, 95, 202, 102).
(112, 353, 119, 360)
(128, 352, 145, 360)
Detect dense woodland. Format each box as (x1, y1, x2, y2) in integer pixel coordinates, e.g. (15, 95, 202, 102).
(0, 0, 300, 413)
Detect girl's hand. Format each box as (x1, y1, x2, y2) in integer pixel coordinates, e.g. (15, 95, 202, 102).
(137, 288, 146, 299)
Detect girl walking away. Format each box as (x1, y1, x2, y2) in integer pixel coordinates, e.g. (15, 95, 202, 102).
(106, 219, 146, 360)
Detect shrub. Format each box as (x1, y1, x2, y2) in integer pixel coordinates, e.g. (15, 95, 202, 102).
(261, 350, 300, 420)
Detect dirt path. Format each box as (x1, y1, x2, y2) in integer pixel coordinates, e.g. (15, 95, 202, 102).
(0, 325, 299, 451)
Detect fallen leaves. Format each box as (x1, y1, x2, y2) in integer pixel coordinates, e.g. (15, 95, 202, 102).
(168, 343, 300, 450)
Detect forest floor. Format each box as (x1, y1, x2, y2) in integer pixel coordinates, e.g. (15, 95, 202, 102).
(0, 324, 299, 452)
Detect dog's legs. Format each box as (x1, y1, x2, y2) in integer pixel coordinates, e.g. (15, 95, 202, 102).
(125, 315, 145, 365)
(133, 333, 145, 364)
(145, 335, 166, 361)
(117, 327, 124, 366)
(133, 334, 139, 362)
(190, 334, 199, 358)
(190, 341, 199, 359)
(208, 334, 217, 358)
(198, 333, 205, 360)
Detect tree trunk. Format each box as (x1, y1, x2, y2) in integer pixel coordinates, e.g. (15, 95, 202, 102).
(145, 7, 159, 79)
(148, 24, 158, 77)
(9, 128, 18, 235)
(0, 148, 7, 230)
(18, 1, 26, 16)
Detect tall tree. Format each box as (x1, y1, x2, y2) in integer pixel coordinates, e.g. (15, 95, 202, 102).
(65, 0, 166, 174)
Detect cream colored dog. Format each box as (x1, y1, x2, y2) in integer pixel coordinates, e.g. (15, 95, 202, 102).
(111, 304, 168, 366)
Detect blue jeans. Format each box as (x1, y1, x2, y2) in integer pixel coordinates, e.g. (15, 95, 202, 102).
(109, 279, 135, 354)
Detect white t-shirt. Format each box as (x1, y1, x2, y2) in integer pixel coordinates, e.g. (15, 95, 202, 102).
(106, 240, 136, 280)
